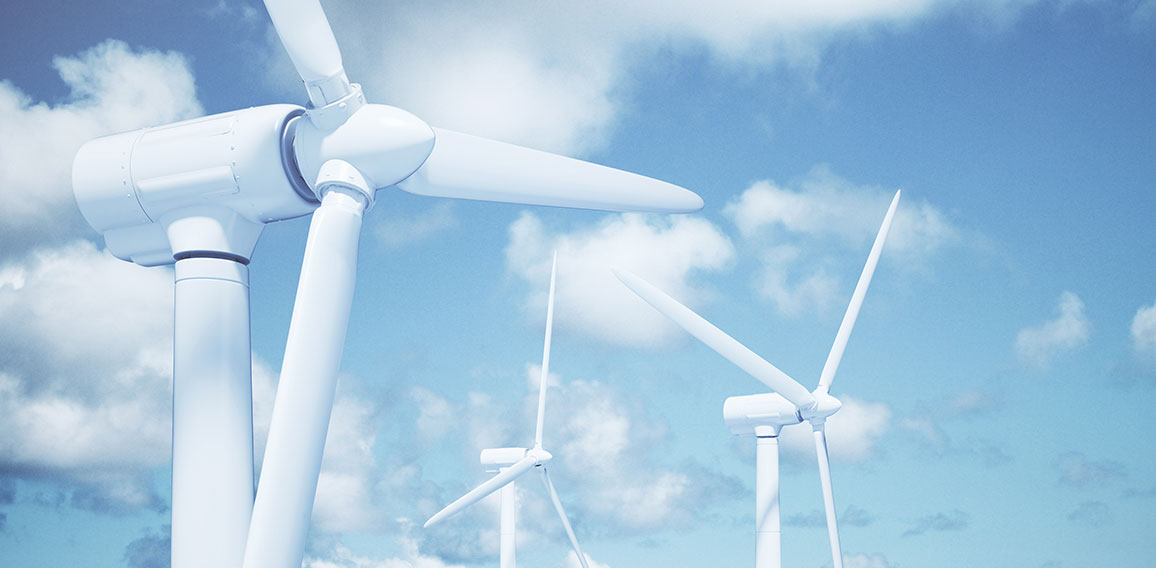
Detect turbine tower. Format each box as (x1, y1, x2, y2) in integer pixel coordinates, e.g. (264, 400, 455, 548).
(425, 253, 591, 568)
(71, 2, 702, 566)
(614, 190, 900, 568)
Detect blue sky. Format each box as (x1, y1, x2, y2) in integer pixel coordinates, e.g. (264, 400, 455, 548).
(2, 1, 1155, 567)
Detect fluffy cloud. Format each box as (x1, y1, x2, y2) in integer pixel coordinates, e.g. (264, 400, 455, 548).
(505, 212, 734, 348)
(0, 40, 202, 259)
(0, 242, 173, 513)
(1130, 300, 1156, 359)
(1015, 291, 1090, 369)
(723, 167, 957, 316)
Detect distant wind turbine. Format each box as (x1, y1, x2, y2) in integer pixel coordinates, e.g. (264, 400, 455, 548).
(615, 190, 900, 568)
(425, 253, 591, 568)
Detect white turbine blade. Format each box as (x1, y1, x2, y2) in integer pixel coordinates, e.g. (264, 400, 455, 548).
(812, 424, 843, 568)
(424, 455, 538, 528)
(612, 269, 815, 410)
(243, 190, 366, 568)
(397, 128, 703, 214)
(538, 468, 589, 568)
(816, 190, 900, 395)
(262, 0, 351, 106)
(534, 252, 558, 449)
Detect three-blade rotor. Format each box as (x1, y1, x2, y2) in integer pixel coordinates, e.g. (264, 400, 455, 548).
(423, 254, 589, 568)
(614, 190, 900, 568)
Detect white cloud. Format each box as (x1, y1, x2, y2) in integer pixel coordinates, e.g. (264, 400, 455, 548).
(1130, 300, 1156, 359)
(723, 166, 957, 316)
(0, 40, 202, 258)
(1015, 291, 1090, 369)
(0, 242, 173, 512)
(780, 396, 892, 463)
(505, 212, 734, 348)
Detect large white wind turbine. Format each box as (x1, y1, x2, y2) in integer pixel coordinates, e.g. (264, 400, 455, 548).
(614, 190, 900, 568)
(425, 253, 591, 568)
(71, 2, 702, 567)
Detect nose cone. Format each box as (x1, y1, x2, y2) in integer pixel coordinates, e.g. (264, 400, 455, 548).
(809, 391, 843, 420)
(531, 448, 553, 464)
(294, 103, 436, 193)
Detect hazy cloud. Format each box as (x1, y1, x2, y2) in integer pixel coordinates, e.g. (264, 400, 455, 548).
(1016, 291, 1090, 369)
(123, 525, 171, 568)
(1057, 452, 1125, 488)
(375, 202, 460, 249)
(785, 505, 873, 529)
(723, 167, 957, 316)
(1067, 501, 1112, 527)
(903, 509, 969, 536)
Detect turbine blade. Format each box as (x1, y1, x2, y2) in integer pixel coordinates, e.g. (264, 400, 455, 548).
(538, 467, 589, 568)
(534, 252, 558, 449)
(397, 128, 703, 214)
(612, 269, 815, 410)
(816, 190, 899, 394)
(262, 0, 351, 107)
(812, 423, 843, 568)
(424, 455, 537, 528)
(244, 190, 365, 568)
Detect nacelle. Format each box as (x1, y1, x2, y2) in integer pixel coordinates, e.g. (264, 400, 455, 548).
(480, 447, 527, 472)
(73, 104, 316, 266)
(723, 393, 803, 437)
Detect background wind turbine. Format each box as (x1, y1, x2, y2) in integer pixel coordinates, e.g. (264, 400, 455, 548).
(425, 253, 591, 568)
(70, 1, 701, 566)
(614, 190, 900, 568)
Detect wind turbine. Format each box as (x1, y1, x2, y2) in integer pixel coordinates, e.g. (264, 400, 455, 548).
(613, 190, 900, 568)
(71, 1, 702, 566)
(425, 253, 591, 568)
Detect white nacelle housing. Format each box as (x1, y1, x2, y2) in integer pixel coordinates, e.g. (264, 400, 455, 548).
(480, 447, 527, 472)
(723, 393, 803, 437)
(73, 104, 317, 266)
